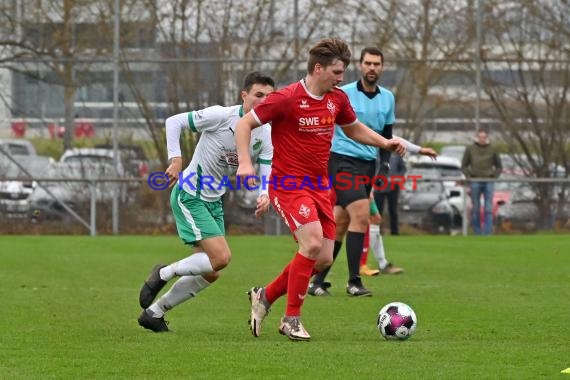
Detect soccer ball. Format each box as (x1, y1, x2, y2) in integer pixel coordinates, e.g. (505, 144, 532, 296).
(377, 302, 417, 340)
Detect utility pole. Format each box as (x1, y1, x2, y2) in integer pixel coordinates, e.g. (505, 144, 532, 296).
(293, 0, 299, 81)
(475, 0, 482, 133)
(112, 0, 121, 234)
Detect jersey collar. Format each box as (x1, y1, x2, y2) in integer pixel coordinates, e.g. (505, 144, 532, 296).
(300, 78, 324, 100)
(356, 80, 380, 99)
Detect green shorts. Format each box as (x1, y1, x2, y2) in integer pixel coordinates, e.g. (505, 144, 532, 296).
(170, 186, 225, 246)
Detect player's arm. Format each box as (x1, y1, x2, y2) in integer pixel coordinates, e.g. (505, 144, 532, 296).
(376, 124, 393, 177)
(378, 124, 393, 168)
(236, 112, 261, 182)
(394, 135, 438, 159)
(342, 122, 406, 155)
(254, 130, 272, 217)
(379, 92, 396, 165)
(254, 162, 271, 217)
(165, 107, 225, 187)
(164, 113, 189, 187)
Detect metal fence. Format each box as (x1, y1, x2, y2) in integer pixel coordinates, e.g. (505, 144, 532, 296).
(1, 176, 569, 236)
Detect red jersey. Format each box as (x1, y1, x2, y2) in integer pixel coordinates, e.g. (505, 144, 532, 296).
(252, 80, 357, 179)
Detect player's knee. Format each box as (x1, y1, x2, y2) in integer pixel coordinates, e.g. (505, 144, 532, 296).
(210, 250, 231, 271)
(304, 237, 323, 257)
(347, 200, 370, 227)
(348, 213, 369, 231)
(315, 257, 332, 270)
(334, 230, 345, 242)
(202, 271, 220, 283)
(335, 222, 348, 238)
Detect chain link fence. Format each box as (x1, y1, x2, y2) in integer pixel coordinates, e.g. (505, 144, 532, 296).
(1, 174, 569, 236)
(1, 1, 568, 235)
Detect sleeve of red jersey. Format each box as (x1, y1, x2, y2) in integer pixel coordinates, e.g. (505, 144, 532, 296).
(251, 90, 288, 126)
(334, 90, 358, 127)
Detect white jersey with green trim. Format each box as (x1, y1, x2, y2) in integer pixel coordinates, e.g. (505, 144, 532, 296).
(165, 104, 272, 202)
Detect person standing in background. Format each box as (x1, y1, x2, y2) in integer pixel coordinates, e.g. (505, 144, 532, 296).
(374, 152, 406, 236)
(461, 128, 502, 235)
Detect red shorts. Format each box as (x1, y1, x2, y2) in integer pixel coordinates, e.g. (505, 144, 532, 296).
(269, 187, 336, 240)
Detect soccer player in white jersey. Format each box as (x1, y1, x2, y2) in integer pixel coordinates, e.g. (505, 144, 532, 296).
(137, 72, 275, 332)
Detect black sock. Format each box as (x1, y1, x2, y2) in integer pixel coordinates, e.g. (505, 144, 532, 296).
(346, 231, 365, 284)
(312, 240, 342, 285)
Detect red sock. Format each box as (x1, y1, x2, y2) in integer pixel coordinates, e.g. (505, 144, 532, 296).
(286, 253, 316, 317)
(360, 226, 370, 266)
(265, 263, 320, 305)
(265, 262, 291, 304)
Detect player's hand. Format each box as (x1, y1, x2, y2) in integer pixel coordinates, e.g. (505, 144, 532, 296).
(369, 211, 382, 224)
(419, 147, 438, 160)
(385, 139, 406, 156)
(236, 162, 256, 188)
(255, 194, 270, 218)
(165, 157, 183, 188)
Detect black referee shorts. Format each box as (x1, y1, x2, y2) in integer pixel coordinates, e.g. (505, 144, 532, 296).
(329, 152, 376, 208)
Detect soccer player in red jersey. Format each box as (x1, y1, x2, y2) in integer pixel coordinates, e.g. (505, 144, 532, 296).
(235, 38, 405, 341)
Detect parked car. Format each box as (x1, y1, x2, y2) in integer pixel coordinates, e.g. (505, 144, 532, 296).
(440, 145, 466, 162)
(60, 148, 127, 176)
(480, 174, 524, 220)
(495, 184, 570, 231)
(500, 153, 566, 178)
(399, 178, 462, 233)
(94, 144, 150, 177)
(407, 155, 469, 216)
(29, 181, 80, 223)
(0, 155, 55, 219)
(59, 148, 136, 202)
(0, 139, 37, 157)
(407, 155, 464, 182)
(29, 161, 125, 222)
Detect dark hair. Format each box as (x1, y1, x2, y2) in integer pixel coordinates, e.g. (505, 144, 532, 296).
(242, 71, 275, 92)
(359, 47, 384, 64)
(477, 127, 489, 135)
(307, 38, 352, 74)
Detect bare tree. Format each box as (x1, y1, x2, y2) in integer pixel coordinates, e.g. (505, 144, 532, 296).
(118, 0, 348, 168)
(347, 0, 476, 141)
(481, 0, 570, 228)
(0, 0, 118, 149)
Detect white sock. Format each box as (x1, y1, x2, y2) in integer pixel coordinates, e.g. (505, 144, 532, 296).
(146, 275, 211, 317)
(148, 302, 165, 317)
(370, 224, 388, 269)
(159, 252, 214, 281)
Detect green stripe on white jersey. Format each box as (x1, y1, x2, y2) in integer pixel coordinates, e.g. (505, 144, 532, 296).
(179, 105, 272, 202)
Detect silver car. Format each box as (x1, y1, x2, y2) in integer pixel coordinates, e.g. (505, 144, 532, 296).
(0, 155, 55, 219)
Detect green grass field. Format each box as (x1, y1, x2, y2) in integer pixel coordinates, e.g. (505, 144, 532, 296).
(1, 235, 569, 379)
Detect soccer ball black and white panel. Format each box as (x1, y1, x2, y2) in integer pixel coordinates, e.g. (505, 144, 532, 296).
(377, 302, 417, 340)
